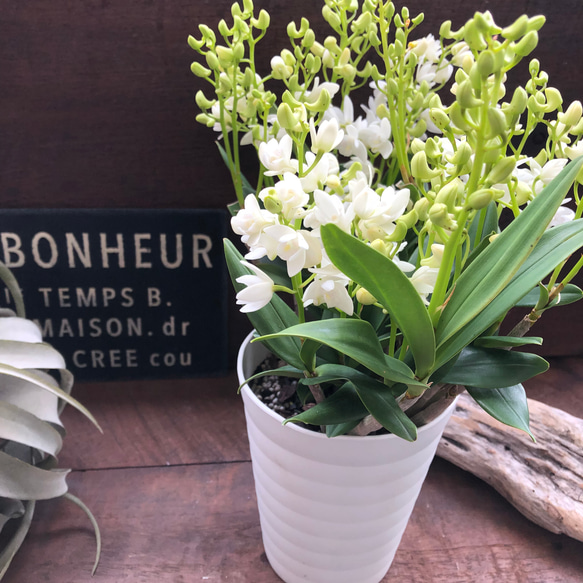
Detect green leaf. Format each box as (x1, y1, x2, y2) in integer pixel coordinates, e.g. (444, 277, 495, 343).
(238, 365, 304, 393)
(284, 383, 368, 427)
(467, 384, 534, 439)
(256, 319, 426, 389)
(300, 338, 320, 372)
(439, 345, 548, 388)
(321, 224, 436, 378)
(437, 157, 583, 348)
(326, 419, 361, 437)
(216, 141, 255, 195)
(224, 239, 303, 369)
(555, 284, 583, 306)
(474, 336, 543, 348)
(352, 379, 417, 441)
(436, 217, 583, 367)
(467, 202, 498, 249)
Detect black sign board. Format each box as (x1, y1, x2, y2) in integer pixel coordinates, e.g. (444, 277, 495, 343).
(0, 209, 228, 381)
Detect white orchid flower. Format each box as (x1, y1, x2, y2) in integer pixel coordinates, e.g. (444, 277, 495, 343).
(304, 190, 355, 233)
(258, 135, 299, 176)
(410, 266, 440, 305)
(259, 172, 308, 221)
(303, 277, 354, 316)
(300, 152, 340, 193)
(310, 118, 344, 154)
(231, 194, 278, 247)
(262, 225, 322, 277)
(549, 199, 576, 227)
(235, 261, 275, 313)
(359, 118, 393, 159)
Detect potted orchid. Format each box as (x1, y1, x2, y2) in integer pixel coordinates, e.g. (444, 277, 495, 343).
(189, 1, 583, 581)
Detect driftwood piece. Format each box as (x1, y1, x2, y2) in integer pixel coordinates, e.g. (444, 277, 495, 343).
(437, 392, 583, 542)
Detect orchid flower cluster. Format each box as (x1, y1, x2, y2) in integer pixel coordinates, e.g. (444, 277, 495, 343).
(190, 0, 583, 439)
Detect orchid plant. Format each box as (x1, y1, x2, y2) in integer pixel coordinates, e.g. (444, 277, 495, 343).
(190, 0, 583, 440)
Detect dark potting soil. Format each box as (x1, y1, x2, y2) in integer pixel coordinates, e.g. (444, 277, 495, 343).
(249, 354, 305, 419)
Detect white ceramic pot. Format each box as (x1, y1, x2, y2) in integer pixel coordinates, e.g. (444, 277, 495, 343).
(238, 331, 457, 583)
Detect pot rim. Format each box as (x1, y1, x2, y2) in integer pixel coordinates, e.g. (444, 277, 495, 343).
(238, 330, 458, 442)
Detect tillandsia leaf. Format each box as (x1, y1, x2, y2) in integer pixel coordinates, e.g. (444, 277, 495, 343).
(0, 262, 25, 318)
(321, 224, 436, 379)
(0, 364, 101, 431)
(0, 318, 43, 343)
(238, 365, 304, 393)
(0, 341, 65, 370)
(0, 500, 35, 579)
(467, 384, 534, 439)
(256, 319, 427, 389)
(438, 345, 548, 388)
(284, 383, 368, 427)
(516, 283, 583, 308)
(0, 372, 64, 428)
(224, 239, 303, 369)
(64, 493, 102, 576)
(436, 157, 583, 349)
(474, 336, 543, 348)
(436, 217, 583, 367)
(0, 451, 69, 500)
(0, 401, 63, 457)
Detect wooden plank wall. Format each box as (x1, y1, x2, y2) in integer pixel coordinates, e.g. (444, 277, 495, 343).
(1, 0, 583, 356)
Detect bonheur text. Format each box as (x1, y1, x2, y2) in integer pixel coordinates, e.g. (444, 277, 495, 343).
(0, 232, 214, 269)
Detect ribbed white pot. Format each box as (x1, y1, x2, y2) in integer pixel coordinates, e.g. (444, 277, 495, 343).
(238, 331, 457, 583)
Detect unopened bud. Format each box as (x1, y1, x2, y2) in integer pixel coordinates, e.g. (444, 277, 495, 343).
(411, 151, 441, 181)
(477, 50, 496, 78)
(191, 62, 212, 78)
(487, 107, 508, 138)
(466, 188, 495, 210)
(435, 179, 463, 208)
(428, 203, 452, 228)
(195, 113, 215, 127)
(447, 141, 473, 166)
(457, 79, 484, 109)
(263, 194, 282, 214)
(195, 90, 215, 109)
(544, 87, 563, 112)
(277, 103, 298, 130)
(414, 197, 431, 221)
(513, 30, 538, 57)
(487, 157, 516, 184)
(356, 287, 377, 305)
(386, 220, 408, 242)
(559, 101, 583, 127)
(429, 108, 450, 131)
(515, 182, 533, 205)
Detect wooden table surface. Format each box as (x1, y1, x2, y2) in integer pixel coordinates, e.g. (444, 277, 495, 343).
(4, 358, 583, 583)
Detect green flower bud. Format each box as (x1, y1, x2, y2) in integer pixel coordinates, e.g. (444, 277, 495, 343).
(263, 193, 282, 214)
(445, 141, 472, 166)
(509, 86, 528, 114)
(409, 118, 427, 138)
(195, 113, 215, 127)
(254, 9, 270, 30)
(199, 25, 216, 48)
(195, 90, 215, 110)
(215, 45, 234, 67)
(558, 101, 583, 127)
(288, 17, 310, 39)
(527, 15, 546, 33)
(487, 157, 516, 184)
(513, 30, 538, 58)
(440, 20, 453, 39)
(429, 108, 450, 131)
(277, 102, 298, 130)
(400, 209, 419, 229)
(533, 149, 548, 167)
(487, 107, 508, 139)
(188, 35, 204, 51)
(456, 79, 484, 109)
(305, 88, 332, 112)
(464, 19, 487, 51)
(191, 62, 212, 78)
(302, 28, 315, 48)
(322, 5, 341, 30)
(466, 188, 495, 210)
(477, 50, 496, 78)
(435, 178, 463, 208)
(570, 117, 583, 135)
(414, 197, 431, 221)
(218, 19, 231, 38)
(205, 51, 220, 71)
(545, 88, 562, 113)
(233, 42, 245, 61)
(410, 138, 425, 155)
(242, 0, 254, 15)
(501, 15, 528, 41)
(411, 151, 442, 181)
(428, 203, 452, 228)
(386, 220, 408, 242)
(425, 137, 442, 160)
(356, 287, 377, 305)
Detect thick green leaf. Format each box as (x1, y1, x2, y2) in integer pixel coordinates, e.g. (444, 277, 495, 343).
(224, 239, 303, 369)
(300, 338, 320, 372)
(467, 384, 534, 439)
(436, 217, 583, 367)
(474, 336, 543, 348)
(352, 378, 417, 441)
(437, 157, 583, 347)
(439, 346, 548, 388)
(256, 319, 426, 389)
(517, 283, 583, 308)
(320, 223, 436, 378)
(326, 419, 361, 437)
(238, 365, 304, 393)
(468, 202, 498, 249)
(284, 383, 368, 426)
